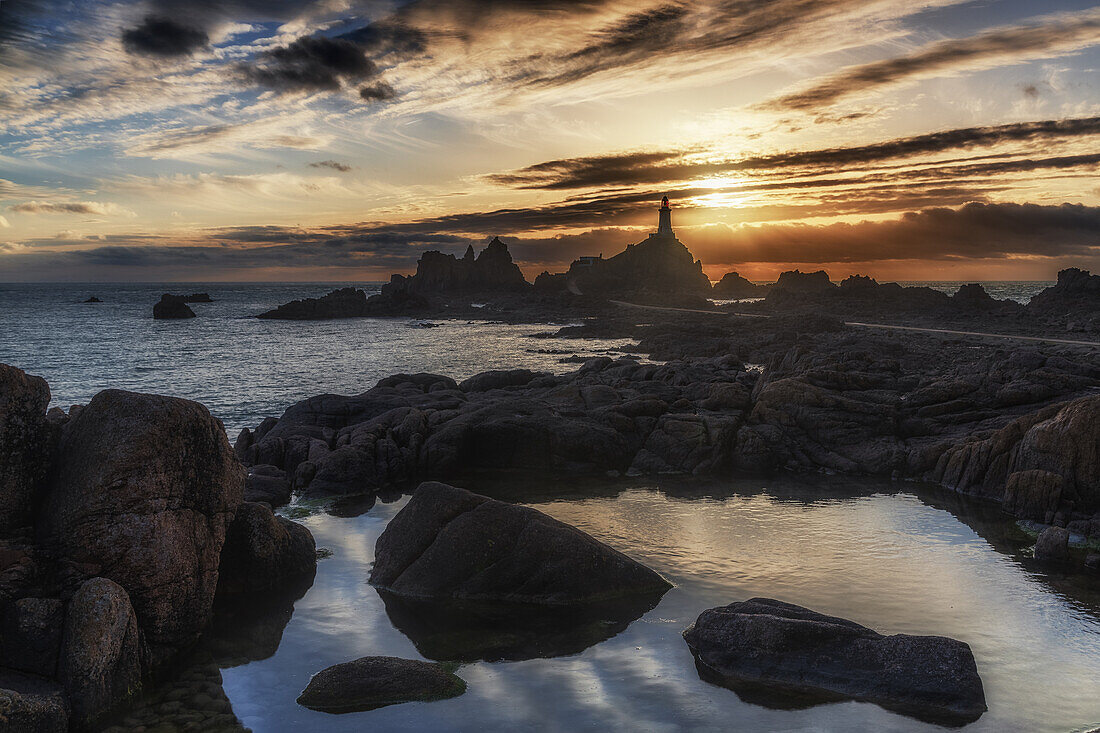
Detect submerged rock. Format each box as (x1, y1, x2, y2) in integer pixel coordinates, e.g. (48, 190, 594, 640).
(370, 482, 671, 606)
(297, 656, 466, 713)
(683, 598, 986, 726)
(152, 294, 196, 319)
(83, 296, 102, 303)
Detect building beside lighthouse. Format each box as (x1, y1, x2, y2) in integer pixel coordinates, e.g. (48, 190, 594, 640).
(535, 195, 711, 297)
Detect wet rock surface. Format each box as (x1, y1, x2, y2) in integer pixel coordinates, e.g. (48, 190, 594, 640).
(370, 482, 670, 606)
(683, 598, 986, 726)
(297, 656, 466, 713)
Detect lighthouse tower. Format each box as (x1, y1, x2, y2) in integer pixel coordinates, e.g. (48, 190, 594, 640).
(657, 195, 673, 235)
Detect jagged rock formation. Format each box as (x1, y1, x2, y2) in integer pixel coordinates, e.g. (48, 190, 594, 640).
(0, 364, 317, 729)
(683, 598, 986, 725)
(382, 238, 528, 297)
(152, 294, 195, 320)
(711, 272, 766, 299)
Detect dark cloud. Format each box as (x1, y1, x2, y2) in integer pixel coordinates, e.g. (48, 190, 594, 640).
(310, 160, 352, 172)
(241, 35, 378, 92)
(121, 15, 209, 57)
(765, 13, 1100, 111)
(489, 116, 1100, 189)
(359, 81, 397, 102)
(339, 21, 428, 57)
(10, 201, 127, 215)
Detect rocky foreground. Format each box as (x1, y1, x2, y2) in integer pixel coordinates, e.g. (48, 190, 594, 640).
(0, 365, 316, 731)
(238, 313, 1100, 572)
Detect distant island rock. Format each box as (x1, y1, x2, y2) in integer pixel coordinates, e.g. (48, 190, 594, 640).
(711, 272, 766, 299)
(182, 293, 213, 303)
(152, 294, 196, 319)
(83, 296, 102, 303)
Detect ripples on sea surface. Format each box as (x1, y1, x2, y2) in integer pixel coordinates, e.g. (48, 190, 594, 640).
(2, 282, 1096, 733)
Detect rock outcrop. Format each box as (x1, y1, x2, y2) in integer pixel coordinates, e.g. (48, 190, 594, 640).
(370, 482, 670, 606)
(382, 238, 528, 298)
(0, 366, 318, 728)
(683, 598, 986, 725)
(152, 294, 196, 319)
(711, 272, 766, 299)
(297, 656, 466, 713)
(0, 365, 51, 534)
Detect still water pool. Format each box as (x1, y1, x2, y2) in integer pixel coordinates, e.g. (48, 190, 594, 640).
(212, 479, 1100, 733)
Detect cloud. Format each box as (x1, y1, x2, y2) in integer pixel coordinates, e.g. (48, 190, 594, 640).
(489, 116, 1100, 189)
(239, 34, 379, 92)
(765, 9, 1100, 111)
(309, 160, 352, 172)
(121, 15, 209, 57)
(0, 215, 9, 228)
(359, 81, 397, 102)
(10, 201, 134, 216)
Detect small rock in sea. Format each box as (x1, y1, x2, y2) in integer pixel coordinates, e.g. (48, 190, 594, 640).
(408, 321, 439, 328)
(296, 656, 465, 713)
(182, 293, 213, 303)
(683, 597, 986, 726)
(83, 296, 102, 303)
(152, 294, 196, 319)
(1034, 526, 1070, 562)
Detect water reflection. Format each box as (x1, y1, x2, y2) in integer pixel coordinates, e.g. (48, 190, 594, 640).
(377, 588, 667, 662)
(206, 478, 1100, 733)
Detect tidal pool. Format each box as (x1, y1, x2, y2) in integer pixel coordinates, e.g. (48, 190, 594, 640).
(198, 477, 1100, 733)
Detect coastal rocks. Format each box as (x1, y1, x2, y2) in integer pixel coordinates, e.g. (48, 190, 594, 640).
(297, 656, 466, 714)
(40, 389, 243, 660)
(59, 578, 144, 728)
(0, 365, 51, 533)
(0, 598, 64, 677)
(772, 269, 834, 295)
(1033, 526, 1070, 562)
(244, 464, 292, 506)
(0, 671, 69, 733)
(216, 502, 317, 596)
(257, 287, 371, 320)
(152, 294, 196, 319)
(683, 598, 986, 726)
(370, 482, 670, 606)
(382, 238, 528, 298)
(559, 231, 712, 298)
(711, 272, 765, 299)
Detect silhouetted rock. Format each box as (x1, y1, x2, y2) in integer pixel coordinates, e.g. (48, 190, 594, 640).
(1030, 268, 1100, 316)
(370, 482, 670, 606)
(683, 598, 986, 726)
(83, 296, 101, 303)
(382, 238, 528, 299)
(564, 233, 711, 298)
(40, 389, 243, 662)
(59, 577, 144, 728)
(0, 365, 51, 534)
(182, 293, 213, 303)
(297, 656, 466, 713)
(152, 294, 196, 319)
(712, 272, 765, 299)
(217, 502, 316, 596)
(773, 269, 834, 295)
(257, 287, 370, 320)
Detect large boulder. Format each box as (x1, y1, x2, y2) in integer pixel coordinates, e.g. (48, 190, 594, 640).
(40, 390, 243, 661)
(152, 294, 195, 319)
(1033, 526, 1070, 562)
(216, 502, 316, 596)
(370, 482, 670, 605)
(59, 577, 144, 728)
(0, 365, 52, 534)
(683, 598, 986, 726)
(297, 656, 466, 713)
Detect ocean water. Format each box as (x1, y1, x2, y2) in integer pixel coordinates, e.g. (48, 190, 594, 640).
(3, 282, 1098, 733)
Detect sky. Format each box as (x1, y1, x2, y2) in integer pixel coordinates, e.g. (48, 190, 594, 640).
(0, 0, 1098, 282)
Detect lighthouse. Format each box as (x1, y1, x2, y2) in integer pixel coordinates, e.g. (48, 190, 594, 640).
(657, 195, 673, 235)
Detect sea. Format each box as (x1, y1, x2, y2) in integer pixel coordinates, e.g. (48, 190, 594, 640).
(3, 280, 1099, 733)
